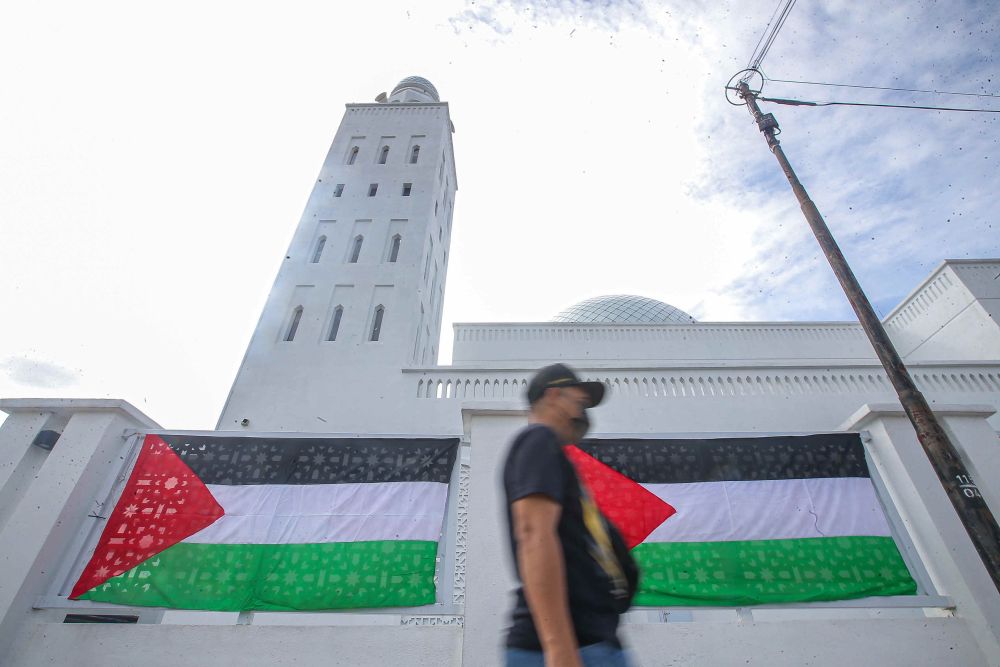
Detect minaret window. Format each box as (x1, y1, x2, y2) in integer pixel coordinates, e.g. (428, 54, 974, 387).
(435, 201, 438, 216)
(349, 235, 363, 263)
(410, 145, 420, 164)
(378, 146, 389, 164)
(388, 235, 401, 263)
(402, 183, 412, 196)
(327, 306, 343, 341)
(368, 184, 378, 197)
(284, 306, 303, 342)
(347, 147, 359, 165)
(370, 306, 385, 341)
(311, 236, 326, 263)
(334, 184, 344, 197)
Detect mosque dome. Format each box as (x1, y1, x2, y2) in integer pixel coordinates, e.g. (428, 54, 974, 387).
(390, 76, 440, 102)
(553, 295, 696, 325)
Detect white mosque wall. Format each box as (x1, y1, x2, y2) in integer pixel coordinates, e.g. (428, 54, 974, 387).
(621, 617, 986, 665)
(410, 362, 1000, 430)
(458, 406, 1000, 666)
(884, 260, 1000, 361)
(451, 321, 878, 366)
(6, 624, 462, 666)
(210, 356, 1000, 435)
(3, 398, 1000, 666)
(0, 400, 161, 662)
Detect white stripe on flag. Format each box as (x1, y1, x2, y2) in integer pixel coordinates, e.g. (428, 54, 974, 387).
(642, 477, 892, 543)
(184, 481, 448, 545)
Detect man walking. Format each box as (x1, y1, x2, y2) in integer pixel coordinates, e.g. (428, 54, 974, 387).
(503, 364, 637, 667)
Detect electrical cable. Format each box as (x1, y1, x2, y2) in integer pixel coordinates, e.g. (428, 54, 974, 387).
(760, 0, 798, 67)
(755, 94, 1000, 113)
(749, 0, 798, 72)
(745, 0, 785, 70)
(761, 73, 1000, 99)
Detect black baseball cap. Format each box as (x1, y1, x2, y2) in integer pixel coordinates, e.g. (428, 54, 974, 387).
(526, 363, 606, 407)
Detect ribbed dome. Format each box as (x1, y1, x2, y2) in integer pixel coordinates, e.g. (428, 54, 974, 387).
(553, 295, 696, 325)
(391, 76, 440, 102)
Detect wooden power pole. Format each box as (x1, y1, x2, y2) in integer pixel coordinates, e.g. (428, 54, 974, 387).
(736, 79, 1000, 593)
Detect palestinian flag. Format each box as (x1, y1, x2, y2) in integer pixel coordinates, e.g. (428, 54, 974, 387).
(70, 434, 458, 611)
(567, 433, 917, 606)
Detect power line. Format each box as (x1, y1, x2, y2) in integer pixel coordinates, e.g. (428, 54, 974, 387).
(761, 73, 1000, 100)
(755, 0, 797, 70)
(746, 0, 798, 73)
(755, 94, 1000, 113)
(745, 0, 784, 69)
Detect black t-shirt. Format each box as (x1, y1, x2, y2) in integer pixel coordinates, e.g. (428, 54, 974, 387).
(502, 424, 622, 650)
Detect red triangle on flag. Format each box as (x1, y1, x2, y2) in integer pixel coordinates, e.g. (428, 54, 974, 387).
(70, 435, 224, 599)
(564, 444, 675, 550)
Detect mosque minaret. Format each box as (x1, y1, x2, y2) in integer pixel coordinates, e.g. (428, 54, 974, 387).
(217, 76, 458, 432)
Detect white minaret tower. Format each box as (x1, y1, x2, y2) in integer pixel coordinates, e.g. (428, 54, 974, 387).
(217, 76, 457, 432)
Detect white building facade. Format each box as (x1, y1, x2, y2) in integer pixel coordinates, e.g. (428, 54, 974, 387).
(2, 77, 1000, 666)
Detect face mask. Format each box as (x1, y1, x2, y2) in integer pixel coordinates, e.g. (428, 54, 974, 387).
(570, 409, 591, 441)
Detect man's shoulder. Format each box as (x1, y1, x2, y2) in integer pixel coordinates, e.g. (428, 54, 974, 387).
(503, 424, 568, 503)
(504, 424, 560, 472)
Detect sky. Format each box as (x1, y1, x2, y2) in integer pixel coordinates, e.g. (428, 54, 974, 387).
(1, 0, 997, 429)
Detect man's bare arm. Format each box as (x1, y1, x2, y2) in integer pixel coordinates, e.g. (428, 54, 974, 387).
(512, 494, 582, 667)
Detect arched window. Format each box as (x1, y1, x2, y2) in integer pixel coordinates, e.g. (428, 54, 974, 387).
(347, 146, 359, 165)
(327, 305, 343, 341)
(388, 234, 401, 263)
(370, 305, 385, 341)
(410, 145, 420, 164)
(311, 236, 326, 263)
(285, 306, 303, 342)
(379, 146, 389, 164)
(349, 235, 363, 263)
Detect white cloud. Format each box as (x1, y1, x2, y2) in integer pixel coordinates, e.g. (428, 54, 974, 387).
(1, 357, 79, 389)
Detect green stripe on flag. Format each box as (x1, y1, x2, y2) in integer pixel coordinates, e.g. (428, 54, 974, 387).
(633, 536, 916, 606)
(80, 540, 439, 611)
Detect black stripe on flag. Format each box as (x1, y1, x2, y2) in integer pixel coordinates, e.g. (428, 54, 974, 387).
(160, 435, 459, 485)
(576, 433, 868, 484)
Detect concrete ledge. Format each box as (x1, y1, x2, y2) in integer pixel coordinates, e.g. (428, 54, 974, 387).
(459, 401, 525, 414)
(838, 403, 997, 431)
(622, 616, 986, 666)
(0, 398, 160, 429)
(6, 622, 462, 667)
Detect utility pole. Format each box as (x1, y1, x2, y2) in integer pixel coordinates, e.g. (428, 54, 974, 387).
(735, 79, 1000, 593)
